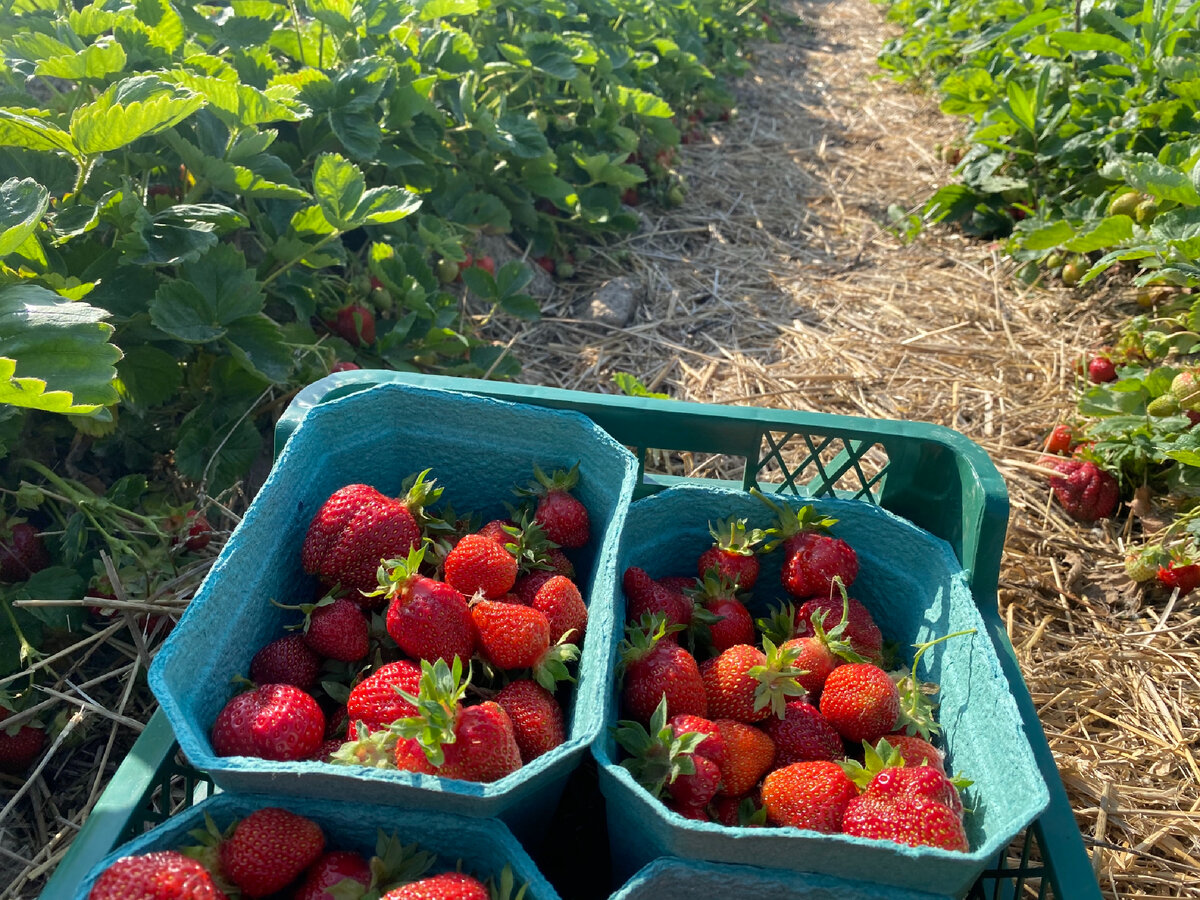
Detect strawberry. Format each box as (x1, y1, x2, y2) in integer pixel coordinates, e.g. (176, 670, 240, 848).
(712, 719, 776, 796)
(710, 793, 767, 827)
(841, 794, 969, 851)
(293, 850, 372, 900)
(623, 566, 692, 630)
(761, 760, 859, 832)
(1041, 457, 1119, 522)
(210, 684, 325, 761)
(668, 713, 727, 769)
(382, 546, 476, 665)
(471, 599, 551, 670)
(697, 517, 763, 589)
(302, 595, 370, 662)
(0, 521, 50, 582)
(477, 518, 516, 546)
(219, 807, 326, 897)
(307, 738, 345, 762)
(302, 475, 441, 599)
(0, 708, 45, 775)
(87, 851, 228, 899)
(392, 659, 522, 782)
(249, 635, 321, 690)
(865, 764, 965, 819)
(793, 594, 882, 664)
(1157, 561, 1200, 594)
(495, 679, 565, 762)
(518, 464, 590, 548)
(1088, 356, 1117, 383)
(330, 360, 360, 373)
(346, 660, 422, 734)
(688, 571, 755, 653)
(620, 615, 708, 724)
(756, 494, 857, 598)
(179, 510, 214, 552)
(615, 696, 715, 805)
(1043, 424, 1074, 455)
(382, 872, 488, 899)
(444, 533, 518, 599)
(326, 303, 376, 346)
(819, 663, 900, 743)
(531, 574, 588, 643)
(700, 640, 806, 723)
(881, 733, 945, 774)
(764, 699, 845, 765)
(512, 570, 555, 605)
(668, 753, 722, 810)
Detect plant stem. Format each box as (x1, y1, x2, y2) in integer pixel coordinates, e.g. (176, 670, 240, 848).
(261, 231, 340, 287)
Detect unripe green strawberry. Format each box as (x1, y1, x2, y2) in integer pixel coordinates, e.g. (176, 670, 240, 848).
(1125, 546, 1166, 582)
(1147, 394, 1181, 417)
(1171, 371, 1200, 411)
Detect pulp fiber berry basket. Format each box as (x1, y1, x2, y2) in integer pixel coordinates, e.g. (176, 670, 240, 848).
(37, 372, 1101, 900)
(66, 790, 562, 900)
(145, 381, 639, 839)
(596, 484, 1048, 897)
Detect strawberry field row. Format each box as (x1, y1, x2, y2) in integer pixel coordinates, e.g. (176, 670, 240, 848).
(876, 0, 1200, 586)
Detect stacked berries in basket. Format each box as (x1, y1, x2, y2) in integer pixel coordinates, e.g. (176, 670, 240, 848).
(87, 806, 527, 899)
(209, 464, 592, 784)
(614, 492, 974, 852)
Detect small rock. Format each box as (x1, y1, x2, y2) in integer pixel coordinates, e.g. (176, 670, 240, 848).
(578, 276, 642, 327)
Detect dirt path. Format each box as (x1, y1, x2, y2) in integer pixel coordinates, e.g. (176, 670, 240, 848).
(493, 0, 1200, 895)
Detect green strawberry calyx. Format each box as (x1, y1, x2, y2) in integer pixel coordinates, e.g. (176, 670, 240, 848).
(751, 489, 838, 551)
(706, 516, 764, 556)
(814, 578, 870, 664)
(533, 636, 580, 692)
(892, 629, 976, 740)
(362, 830, 439, 897)
(617, 612, 685, 677)
(372, 542, 431, 600)
(613, 696, 706, 798)
(517, 462, 581, 499)
(755, 601, 798, 646)
(747, 636, 809, 718)
(389, 657, 470, 768)
(330, 722, 398, 770)
(487, 864, 530, 900)
(838, 737, 908, 790)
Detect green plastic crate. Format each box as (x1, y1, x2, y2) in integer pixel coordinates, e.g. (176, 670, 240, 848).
(38, 372, 1102, 900)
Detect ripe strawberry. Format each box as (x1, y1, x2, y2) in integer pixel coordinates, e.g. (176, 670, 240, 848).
(710, 793, 767, 827)
(531, 575, 588, 643)
(512, 569, 555, 605)
(444, 533, 518, 599)
(623, 566, 692, 630)
(168, 509, 214, 553)
(382, 546, 476, 665)
(307, 738, 345, 762)
(382, 872, 488, 899)
(0, 708, 45, 775)
(1044, 424, 1074, 455)
(689, 571, 755, 653)
(249, 635, 321, 690)
(346, 660, 422, 734)
(882, 733, 945, 774)
(518, 464, 590, 548)
(219, 807, 326, 897)
(762, 760, 859, 831)
(471, 599, 552, 670)
(293, 850, 372, 900)
(1042, 457, 1119, 522)
(700, 640, 806, 723)
(1157, 561, 1200, 594)
(87, 851, 227, 899)
(615, 696, 717, 808)
(1088, 357, 1117, 383)
(302, 475, 440, 598)
(211, 684, 325, 761)
(495, 679, 565, 762)
(819, 663, 900, 743)
(0, 521, 50, 582)
(757, 495, 857, 598)
(330, 360, 360, 373)
(697, 517, 763, 589)
(866, 764, 965, 819)
(477, 518, 516, 546)
(669, 713, 727, 769)
(841, 794, 969, 851)
(326, 303, 376, 346)
(620, 615, 707, 724)
(303, 595, 370, 662)
(764, 699, 845, 765)
(793, 595, 883, 664)
(667, 753, 722, 809)
(712, 719, 776, 796)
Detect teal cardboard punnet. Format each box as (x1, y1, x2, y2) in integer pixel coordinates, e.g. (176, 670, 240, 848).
(593, 484, 1049, 898)
(148, 382, 638, 839)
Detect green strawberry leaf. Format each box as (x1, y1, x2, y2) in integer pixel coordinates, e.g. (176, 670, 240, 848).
(70, 74, 205, 155)
(0, 177, 50, 258)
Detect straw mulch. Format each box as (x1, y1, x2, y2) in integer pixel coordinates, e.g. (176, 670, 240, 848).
(483, 0, 1200, 896)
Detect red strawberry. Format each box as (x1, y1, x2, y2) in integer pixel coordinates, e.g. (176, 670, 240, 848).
(383, 546, 476, 665)
(293, 850, 372, 900)
(303, 596, 369, 662)
(495, 679, 565, 762)
(0, 521, 50, 582)
(793, 595, 882, 664)
(87, 851, 228, 899)
(307, 738, 345, 762)
(883, 733, 946, 774)
(1042, 457, 1119, 522)
(512, 569, 555, 605)
(1044, 424, 1074, 455)
(689, 571, 755, 653)
(841, 794, 969, 851)
(184, 510, 213, 552)
(666, 753, 722, 809)
(701, 640, 806, 723)
(712, 719, 776, 796)
(865, 764, 965, 819)
(249, 635, 321, 690)
(1157, 561, 1200, 594)
(761, 760, 859, 832)
(382, 872, 488, 899)
(330, 361, 360, 373)
(764, 699, 845, 765)
(0, 708, 45, 775)
(531, 575, 588, 643)
(669, 713, 727, 769)
(444, 533, 518, 599)
(520, 464, 590, 548)
(623, 567, 692, 630)
(819, 663, 900, 743)
(697, 517, 762, 589)
(758, 495, 858, 598)
(710, 793, 766, 827)
(302, 475, 440, 598)
(326, 303, 376, 346)
(346, 660, 422, 734)
(211, 684, 325, 761)
(477, 518, 516, 546)
(615, 696, 717, 807)
(219, 807, 326, 897)
(1088, 357, 1117, 383)
(471, 599, 552, 670)
(620, 616, 707, 724)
